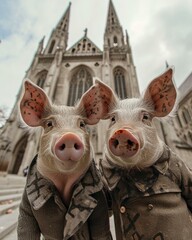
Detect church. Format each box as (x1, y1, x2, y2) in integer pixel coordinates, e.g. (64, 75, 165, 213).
(0, 0, 191, 174)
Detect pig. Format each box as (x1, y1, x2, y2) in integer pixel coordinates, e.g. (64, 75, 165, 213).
(96, 68, 192, 240)
(17, 79, 112, 240)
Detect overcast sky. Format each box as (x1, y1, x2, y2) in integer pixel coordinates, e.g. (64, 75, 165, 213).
(0, 0, 192, 115)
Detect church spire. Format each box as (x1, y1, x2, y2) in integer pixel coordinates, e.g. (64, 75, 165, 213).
(165, 60, 169, 68)
(104, 0, 124, 48)
(56, 2, 71, 33)
(37, 36, 45, 54)
(105, 0, 121, 33)
(44, 2, 71, 54)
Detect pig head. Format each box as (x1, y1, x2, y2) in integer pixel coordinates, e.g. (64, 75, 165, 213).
(97, 68, 177, 169)
(19, 79, 105, 178)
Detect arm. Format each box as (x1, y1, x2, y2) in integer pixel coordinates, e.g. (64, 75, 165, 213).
(17, 188, 41, 240)
(179, 161, 192, 212)
(169, 152, 192, 212)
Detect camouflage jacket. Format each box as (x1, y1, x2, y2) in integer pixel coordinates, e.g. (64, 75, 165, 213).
(100, 146, 192, 240)
(17, 156, 112, 240)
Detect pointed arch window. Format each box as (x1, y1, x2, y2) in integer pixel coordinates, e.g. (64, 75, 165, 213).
(176, 114, 182, 128)
(48, 40, 55, 54)
(37, 70, 48, 89)
(188, 132, 192, 142)
(112, 17, 115, 25)
(67, 68, 92, 106)
(113, 36, 118, 46)
(87, 43, 91, 51)
(114, 67, 127, 99)
(182, 108, 191, 124)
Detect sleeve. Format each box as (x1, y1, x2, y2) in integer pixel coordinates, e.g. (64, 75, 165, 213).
(170, 155, 192, 212)
(88, 190, 113, 240)
(17, 188, 41, 240)
(180, 161, 192, 212)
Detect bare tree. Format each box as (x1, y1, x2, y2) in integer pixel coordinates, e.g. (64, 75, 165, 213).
(0, 106, 8, 128)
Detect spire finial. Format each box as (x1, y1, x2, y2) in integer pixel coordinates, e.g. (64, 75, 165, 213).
(165, 60, 169, 68)
(40, 35, 45, 44)
(125, 30, 129, 43)
(37, 36, 45, 54)
(84, 28, 88, 37)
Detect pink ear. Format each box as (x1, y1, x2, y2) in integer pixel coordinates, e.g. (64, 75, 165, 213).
(144, 68, 177, 117)
(20, 80, 50, 126)
(77, 78, 117, 125)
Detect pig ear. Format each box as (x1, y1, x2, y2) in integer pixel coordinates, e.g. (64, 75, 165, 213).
(143, 67, 177, 117)
(20, 80, 50, 127)
(77, 78, 118, 125)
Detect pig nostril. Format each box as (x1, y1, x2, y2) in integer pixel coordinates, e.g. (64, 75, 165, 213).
(113, 139, 119, 148)
(59, 144, 65, 151)
(127, 139, 134, 146)
(74, 143, 80, 150)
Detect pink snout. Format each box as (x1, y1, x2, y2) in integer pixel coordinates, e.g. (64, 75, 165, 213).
(109, 129, 139, 158)
(54, 133, 84, 162)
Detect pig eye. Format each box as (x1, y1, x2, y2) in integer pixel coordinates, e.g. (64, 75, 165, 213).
(142, 112, 152, 124)
(143, 115, 149, 120)
(111, 116, 116, 124)
(46, 120, 53, 128)
(43, 119, 54, 131)
(80, 120, 86, 129)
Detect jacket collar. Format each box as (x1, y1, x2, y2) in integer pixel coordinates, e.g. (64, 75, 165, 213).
(26, 156, 54, 210)
(100, 145, 170, 192)
(26, 156, 103, 239)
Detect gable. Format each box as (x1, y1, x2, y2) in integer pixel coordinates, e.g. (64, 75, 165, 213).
(65, 36, 102, 56)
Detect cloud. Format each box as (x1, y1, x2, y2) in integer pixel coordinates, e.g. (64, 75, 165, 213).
(0, 0, 62, 111)
(129, 0, 192, 91)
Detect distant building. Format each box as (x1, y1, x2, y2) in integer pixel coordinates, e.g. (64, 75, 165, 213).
(156, 71, 192, 164)
(172, 73, 192, 152)
(0, 0, 191, 174)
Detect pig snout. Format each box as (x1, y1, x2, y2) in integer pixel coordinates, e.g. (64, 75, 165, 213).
(109, 129, 139, 158)
(54, 133, 84, 162)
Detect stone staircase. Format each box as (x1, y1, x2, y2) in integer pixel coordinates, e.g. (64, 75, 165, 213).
(0, 173, 26, 240)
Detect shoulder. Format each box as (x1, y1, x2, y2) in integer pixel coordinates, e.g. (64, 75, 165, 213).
(167, 148, 191, 184)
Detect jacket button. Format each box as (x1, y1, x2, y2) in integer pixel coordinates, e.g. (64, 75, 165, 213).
(120, 206, 126, 213)
(148, 204, 153, 211)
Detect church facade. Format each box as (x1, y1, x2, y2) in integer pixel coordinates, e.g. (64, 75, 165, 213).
(0, 1, 191, 175)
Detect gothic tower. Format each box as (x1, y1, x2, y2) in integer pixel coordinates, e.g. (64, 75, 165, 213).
(0, 1, 140, 174)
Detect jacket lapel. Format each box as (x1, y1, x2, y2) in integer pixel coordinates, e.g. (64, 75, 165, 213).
(64, 160, 103, 239)
(26, 156, 54, 210)
(99, 157, 123, 190)
(64, 186, 97, 239)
